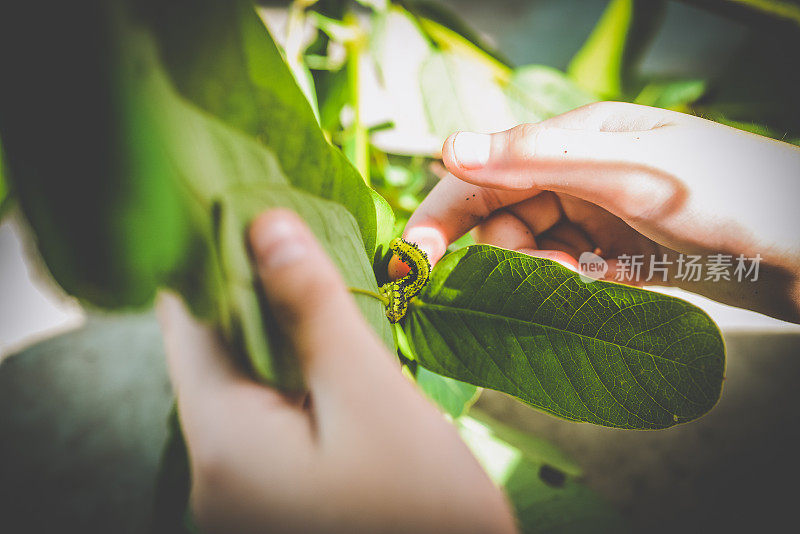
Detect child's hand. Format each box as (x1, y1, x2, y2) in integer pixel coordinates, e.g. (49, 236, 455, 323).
(157, 209, 517, 534)
(393, 102, 800, 323)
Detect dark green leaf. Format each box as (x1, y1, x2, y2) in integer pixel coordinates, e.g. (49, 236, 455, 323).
(151, 408, 195, 534)
(404, 246, 725, 430)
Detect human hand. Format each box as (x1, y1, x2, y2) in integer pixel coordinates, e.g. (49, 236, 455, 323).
(391, 102, 800, 323)
(157, 209, 517, 534)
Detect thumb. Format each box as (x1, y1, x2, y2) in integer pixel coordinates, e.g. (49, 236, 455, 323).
(248, 209, 382, 390)
(441, 122, 682, 223)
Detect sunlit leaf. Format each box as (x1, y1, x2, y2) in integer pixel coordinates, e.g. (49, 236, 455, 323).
(415, 367, 479, 418)
(505, 65, 596, 123)
(634, 79, 706, 110)
(568, 0, 666, 98)
(143, 1, 381, 255)
(404, 246, 725, 430)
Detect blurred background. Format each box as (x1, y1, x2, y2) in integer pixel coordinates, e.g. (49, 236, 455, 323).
(2, 0, 799, 532)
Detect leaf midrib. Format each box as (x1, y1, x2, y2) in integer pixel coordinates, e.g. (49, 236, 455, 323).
(411, 300, 719, 376)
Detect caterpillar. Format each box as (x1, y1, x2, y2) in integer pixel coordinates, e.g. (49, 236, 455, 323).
(378, 238, 431, 323)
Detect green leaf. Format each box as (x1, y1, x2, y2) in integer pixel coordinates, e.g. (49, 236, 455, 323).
(370, 187, 396, 257)
(0, 140, 10, 220)
(419, 51, 514, 138)
(505, 66, 596, 123)
(219, 187, 391, 386)
(400, 0, 512, 67)
(415, 367, 479, 418)
(458, 416, 627, 533)
(419, 55, 595, 140)
(143, 0, 380, 256)
(568, 0, 666, 98)
(125, 22, 392, 388)
(0, 3, 199, 309)
(404, 246, 725, 430)
(0, 2, 392, 389)
(634, 79, 706, 110)
(466, 409, 582, 477)
(151, 408, 194, 534)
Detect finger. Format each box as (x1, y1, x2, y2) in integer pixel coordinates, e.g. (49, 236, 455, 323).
(249, 209, 395, 398)
(518, 248, 579, 272)
(541, 222, 596, 256)
(505, 191, 563, 237)
(441, 104, 684, 222)
(389, 173, 534, 278)
(473, 210, 537, 250)
(156, 292, 295, 444)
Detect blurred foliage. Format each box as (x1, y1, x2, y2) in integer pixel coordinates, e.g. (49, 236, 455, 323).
(286, 0, 799, 219)
(568, 0, 667, 98)
(0, 139, 10, 219)
(679, 0, 800, 28)
(458, 415, 627, 533)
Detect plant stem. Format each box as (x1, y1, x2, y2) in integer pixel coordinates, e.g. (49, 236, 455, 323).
(345, 13, 369, 184)
(349, 287, 388, 306)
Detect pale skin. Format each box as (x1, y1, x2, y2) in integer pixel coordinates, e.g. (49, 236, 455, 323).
(159, 102, 800, 533)
(157, 209, 518, 534)
(391, 102, 800, 323)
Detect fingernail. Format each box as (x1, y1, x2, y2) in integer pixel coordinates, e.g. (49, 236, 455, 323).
(252, 216, 308, 271)
(453, 132, 491, 169)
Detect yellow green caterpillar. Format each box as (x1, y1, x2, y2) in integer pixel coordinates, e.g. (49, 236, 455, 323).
(379, 238, 431, 323)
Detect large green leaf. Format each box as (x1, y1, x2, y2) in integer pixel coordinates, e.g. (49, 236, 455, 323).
(418, 54, 595, 139)
(119, 18, 393, 387)
(139, 0, 383, 256)
(404, 246, 725, 430)
(369, 6, 597, 155)
(505, 66, 596, 123)
(0, 2, 392, 389)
